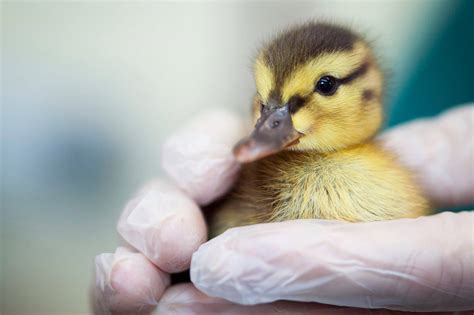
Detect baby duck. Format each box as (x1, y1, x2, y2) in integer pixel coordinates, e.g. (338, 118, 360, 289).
(209, 22, 429, 236)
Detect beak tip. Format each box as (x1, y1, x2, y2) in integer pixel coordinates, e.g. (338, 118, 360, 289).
(234, 155, 248, 164)
(232, 144, 251, 163)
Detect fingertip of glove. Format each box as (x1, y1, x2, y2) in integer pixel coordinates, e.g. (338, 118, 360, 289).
(161, 109, 246, 205)
(117, 181, 207, 273)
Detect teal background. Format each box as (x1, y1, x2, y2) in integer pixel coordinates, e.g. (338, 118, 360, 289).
(389, 0, 473, 212)
(389, 0, 473, 125)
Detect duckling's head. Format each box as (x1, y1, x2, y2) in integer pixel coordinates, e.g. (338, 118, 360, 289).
(234, 22, 384, 163)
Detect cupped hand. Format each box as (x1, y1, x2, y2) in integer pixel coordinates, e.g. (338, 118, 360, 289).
(92, 111, 245, 314)
(93, 105, 473, 314)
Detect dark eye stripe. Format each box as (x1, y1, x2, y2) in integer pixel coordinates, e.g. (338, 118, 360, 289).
(288, 95, 306, 113)
(339, 62, 369, 84)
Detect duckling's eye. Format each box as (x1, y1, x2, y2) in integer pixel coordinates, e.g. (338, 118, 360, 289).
(315, 76, 338, 96)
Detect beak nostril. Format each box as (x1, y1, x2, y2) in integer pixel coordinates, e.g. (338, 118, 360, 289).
(236, 104, 300, 163)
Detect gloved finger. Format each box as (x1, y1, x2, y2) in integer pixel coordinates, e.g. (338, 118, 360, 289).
(93, 247, 170, 314)
(381, 104, 474, 207)
(162, 110, 247, 206)
(154, 283, 460, 315)
(191, 212, 474, 312)
(117, 180, 207, 273)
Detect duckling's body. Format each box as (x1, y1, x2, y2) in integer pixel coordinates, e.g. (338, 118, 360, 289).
(210, 142, 428, 236)
(208, 22, 429, 236)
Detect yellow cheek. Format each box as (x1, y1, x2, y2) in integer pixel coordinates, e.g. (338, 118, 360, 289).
(291, 107, 315, 133)
(290, 86, 383, 152)
(317, 90, 357, 114)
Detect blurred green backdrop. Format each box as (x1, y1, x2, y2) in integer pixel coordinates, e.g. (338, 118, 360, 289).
(388, 0, 474, 125)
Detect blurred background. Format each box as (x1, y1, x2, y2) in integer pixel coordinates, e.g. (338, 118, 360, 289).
(2, 1, 473, 314)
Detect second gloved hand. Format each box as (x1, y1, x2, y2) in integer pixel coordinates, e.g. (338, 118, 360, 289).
(191, 212, 474, 312)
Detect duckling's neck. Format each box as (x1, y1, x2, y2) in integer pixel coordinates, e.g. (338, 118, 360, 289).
(247, 140, 389, 221)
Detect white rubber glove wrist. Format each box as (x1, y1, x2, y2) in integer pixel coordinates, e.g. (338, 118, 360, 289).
(191, 212, 474, 311)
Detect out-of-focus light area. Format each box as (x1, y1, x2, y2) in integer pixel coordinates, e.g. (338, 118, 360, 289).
(1, 1, 471, 314)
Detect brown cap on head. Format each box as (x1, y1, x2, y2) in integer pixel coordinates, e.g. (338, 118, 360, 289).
(263, 22, 358, 91)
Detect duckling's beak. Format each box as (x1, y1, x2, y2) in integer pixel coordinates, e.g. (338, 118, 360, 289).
(233, 105, 302, 163)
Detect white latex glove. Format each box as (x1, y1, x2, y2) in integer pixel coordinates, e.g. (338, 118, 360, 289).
(155, 283, 469, 315)
(93, 105, 474, 314)
(191, 212, 473, 311)
(92, 111, 245, 314)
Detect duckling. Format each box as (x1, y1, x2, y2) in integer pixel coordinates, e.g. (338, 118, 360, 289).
(208, 22, 429, 237)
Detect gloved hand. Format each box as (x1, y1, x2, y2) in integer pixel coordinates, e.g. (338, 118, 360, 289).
(92, 111, 245, 314)
(93, 105, 474, 314)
